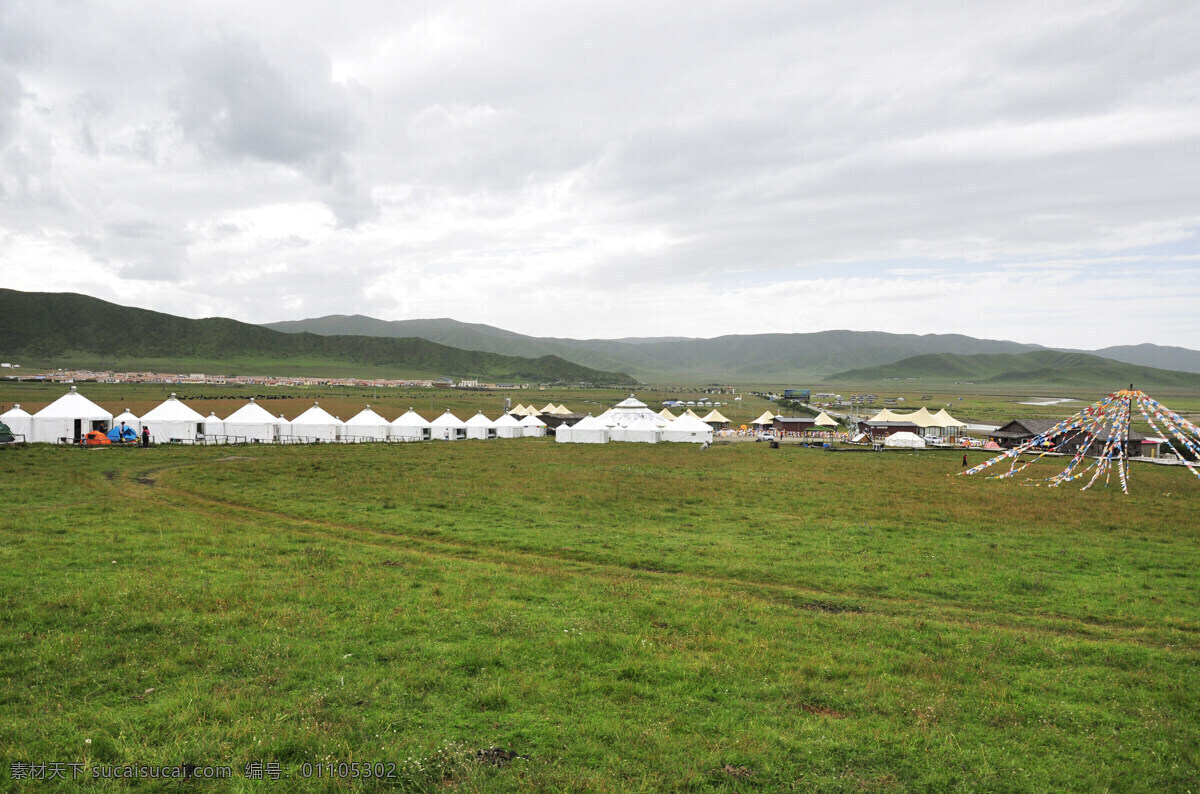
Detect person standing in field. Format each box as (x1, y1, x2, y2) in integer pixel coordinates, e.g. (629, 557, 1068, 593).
(962, 452, 969, 467)
(142, 426, 150, 448)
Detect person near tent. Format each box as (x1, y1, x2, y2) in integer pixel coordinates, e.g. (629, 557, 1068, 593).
(962, 453, 969, 467)
(141, 426, 150, 448)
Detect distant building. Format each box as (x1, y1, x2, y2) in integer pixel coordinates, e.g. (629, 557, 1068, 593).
(773, 417, 818, 433)
(990, 419, 1144, 457)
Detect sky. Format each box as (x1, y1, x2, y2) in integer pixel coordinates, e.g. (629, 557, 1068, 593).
(1, 0, 1198, 349)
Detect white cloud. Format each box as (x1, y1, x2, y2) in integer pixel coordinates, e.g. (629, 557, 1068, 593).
(0, 0, 1197, 350)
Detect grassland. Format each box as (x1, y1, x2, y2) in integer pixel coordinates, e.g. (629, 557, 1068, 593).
(2, 436, 1198, 791)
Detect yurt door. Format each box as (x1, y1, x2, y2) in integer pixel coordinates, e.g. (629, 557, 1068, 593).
(73, 419, 82, 441)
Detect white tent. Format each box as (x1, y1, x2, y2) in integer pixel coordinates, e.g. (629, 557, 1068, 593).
(203, 411, 224, 440)
(140, 393, 207, 443)
(223, 398, 280, 443)
(662, 413, 714, 444)
(1, 404, 33, 442)
(287, 402, 344, 442)
(110, 408, 141, 432)
(389, 409, 432, 442)
(613, 416, 661, 443)
(493, 413, 524, 438)
(884, 431, 926, 449)
(344, 406, 389, 442)
(430, 409, 467, 441)
(519, 414, 547, 437)
(31, 387, 113, 443)
(464, 411, 497, 440)
(560, 414, 609, 444)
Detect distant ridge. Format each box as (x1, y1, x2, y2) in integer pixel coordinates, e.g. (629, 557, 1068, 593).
(829, 351, 1200, 388)
(0, 290, 636, 384)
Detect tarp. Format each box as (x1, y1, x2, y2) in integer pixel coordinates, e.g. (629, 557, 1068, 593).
(884, 431, 926, 449)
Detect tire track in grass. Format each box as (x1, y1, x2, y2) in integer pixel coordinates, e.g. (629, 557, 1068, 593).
(129, 461, 1199, 651)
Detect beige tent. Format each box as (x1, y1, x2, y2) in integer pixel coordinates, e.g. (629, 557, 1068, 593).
(866, 408, 905, 423)
(659, 408, 678, 421)
(508, 403, 526, 415)
(552, 404, 572, 415)
(684, 408, 703, 419)
(701, 409, 730, 424)
(932, 409, 965, 428)
(751, 410, 776, 426)
(540, 403, 557, 414)
(904, 407, 939, 429)
(523, 405, 542, 416)
(814, 411, 838, 427)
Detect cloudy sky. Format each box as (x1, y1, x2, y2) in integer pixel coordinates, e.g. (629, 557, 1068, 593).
(1, 0, 1197, 348)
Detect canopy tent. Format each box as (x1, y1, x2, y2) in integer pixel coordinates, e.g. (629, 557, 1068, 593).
(555, 404, 571, 415)
(31, 387, 113, 443)
(430, 410, 467, 441)
(519, 414, 547, 437)
(884, 431, 926, 449)
(866, 408, 905, 423)
(557, 414, 608, 444)
(464, 411, 497, 440)
(903, 407, 939, 429)
(814, 411, 839, 428)
(508, 403, 526, 415)
(0, 404, 32, 442)
(930, 409, 966, 438)
(140, 393, 207, 443)
(539, 403, 558, 414)
(492, 413, 524, 438)
(287, 402, 344, 442)
(659, 408, 678, 421)
(344, 406, 389, 442)
(389, 409, 432, 442)
(751, 411, 776, 426)
(701, 409, 730, 425)
(222, 398, 280, 443)
(662, 413, 714, 444)
(684, 408, 703, 419)
(521, 405, 541, 416)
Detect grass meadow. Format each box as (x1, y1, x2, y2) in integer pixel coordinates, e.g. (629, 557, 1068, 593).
(1, 438, 1198, 791)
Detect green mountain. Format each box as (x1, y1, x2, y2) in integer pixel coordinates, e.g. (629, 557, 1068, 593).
(264, 316, 1053, 381)
(0, 290, 635, 384)
(829, 351, 1200, 388)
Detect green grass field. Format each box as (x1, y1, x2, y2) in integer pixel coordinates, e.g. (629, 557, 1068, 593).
(2, 437, 1198, 791)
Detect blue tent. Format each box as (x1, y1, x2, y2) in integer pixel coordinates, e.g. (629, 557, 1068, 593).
(108, 424, 138, 442)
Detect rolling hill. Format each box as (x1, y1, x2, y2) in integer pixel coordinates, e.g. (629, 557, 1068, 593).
(828, 351, 1200, 389)
(0, 290, 636, 384)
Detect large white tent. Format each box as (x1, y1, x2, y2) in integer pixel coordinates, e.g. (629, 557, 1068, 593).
(662, 413, 715, 444)
(519, 414, 547, 437)
(557, 414, 609, 444)
(111, 408, 142, 435)
(389, 409, 432, 442)
(223, 398, 280, 443)
(430, 410, 467, 441)
(464, 411, 497, 440)
(344, 406, 389, 442)
(1, 404, 33, 442)
(140, 393, 207, 443)
(613, 416, 662, 443)
(31, 387, 113, 443)
(287, 402, 344, 442)
(884, 431, 926, 449)
(203, 411, 224, 440)
(492, 413, 524, 438)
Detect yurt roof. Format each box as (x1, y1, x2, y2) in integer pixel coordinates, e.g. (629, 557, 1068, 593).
(430, 409, 466, 427)
(519, 414, 546, 426)
(701, 409, 730, 423)
(751, 411, 776, 425)
(615, 395, 648, 409)
(464, 411, 495, 427)
(390, 409, 431, 427)
(493, 413, 522, 427)
(34, 387, 112, 419)
(346, 407, 389, 426)
(1, 404, 32, 419)
(670, 413, 713, 431)
(814, 411, 838, 427)
(141, 394, 206, 422)
(112, 409, 140, 423)
(573, 414, 605, 429)
(225, 399, 279, 423)
(291, 403, 343, 425)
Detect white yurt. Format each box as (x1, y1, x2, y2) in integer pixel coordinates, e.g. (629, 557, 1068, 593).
(31, 387, 113, 443)
(884, 431, 926, 449)
(110, 408, 142, 437)
(203, 411, 225, 441)
(492, 413, 524, 439)
(430, 410, 467, 441)
(1, 404, 33, 442)
(389, 409, 432, 442)
(222, 398, 281, 443)
(661, 413, 714, 444)
(287, 402, 344, 442)
(140, 393, 207, 443)
(344, 406, 389, 442)
(560, 414, 609, 444)
(614, 416, 662, 443)
(519, 414, 546, 437)
(464, 412, 497, 440)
